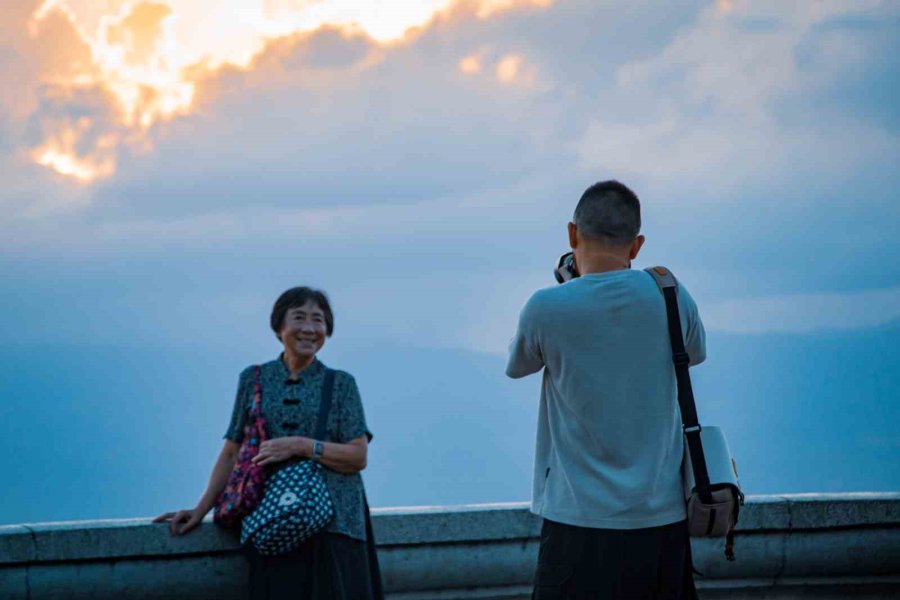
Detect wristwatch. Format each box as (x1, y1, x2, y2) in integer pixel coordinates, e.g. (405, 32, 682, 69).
(312, 440, 325, 460)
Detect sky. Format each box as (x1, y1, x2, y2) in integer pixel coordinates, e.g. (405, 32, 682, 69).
(0, 0, 898, 524)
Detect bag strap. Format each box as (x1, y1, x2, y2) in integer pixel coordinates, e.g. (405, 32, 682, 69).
(250, 365, 263, 416)
(314, 368, 336, 441)
(644, 266, 713, 504)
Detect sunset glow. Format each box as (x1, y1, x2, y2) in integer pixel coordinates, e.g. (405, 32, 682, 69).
(30, 119, 118, 183)
(27, 0, 552, 183)
(459, 53, 484, 74)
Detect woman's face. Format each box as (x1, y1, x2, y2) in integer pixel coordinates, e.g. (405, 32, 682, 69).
(279, 300, 327, 360)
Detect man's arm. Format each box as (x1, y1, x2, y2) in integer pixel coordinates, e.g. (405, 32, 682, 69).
(679, 283, 707, 366)
(506, 294, 545, 378)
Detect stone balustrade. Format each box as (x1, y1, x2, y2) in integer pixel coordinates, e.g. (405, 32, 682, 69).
(1, 493, 899, 599)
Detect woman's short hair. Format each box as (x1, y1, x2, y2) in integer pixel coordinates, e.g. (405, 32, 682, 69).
(270, 287, 334, 339)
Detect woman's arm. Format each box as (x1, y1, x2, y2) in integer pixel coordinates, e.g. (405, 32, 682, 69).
(252, 436, 368, 474)
(315, 436, 367, 473)
(153, 440, 240, 535)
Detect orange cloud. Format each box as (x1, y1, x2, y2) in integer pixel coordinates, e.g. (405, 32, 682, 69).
(32, 120, 118, 183)
(104, 3, 171, 67)
(459, 53, 483, 74)
(23, 0, 554, 184)
(458, 48, 538, 87)
(716, 0, 735, 15)
(28, 4, 96, 81)
(473, 0, 552, 19)
(495, 53, 536, 87)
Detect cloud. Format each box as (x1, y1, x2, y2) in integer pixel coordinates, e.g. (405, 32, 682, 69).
(0, 0, 560, 194)
(78, 11, 569, 219)
(0, 1, 109, 214)
(575, 0, 900, 197)
(1, 0, 898, 349)
(472, 0, 552, 19)
(103, 2, 172, 67)
(457, 46, 539, 87)
(704, 286, 900, 334)
(82, 0, 709, 223)
(458, 51, 483, 74)
(494, 53, 537, 87)
(2, 0, 707, 219)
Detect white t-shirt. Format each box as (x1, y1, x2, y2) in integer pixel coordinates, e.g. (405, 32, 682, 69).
(506, 268, 706, 529)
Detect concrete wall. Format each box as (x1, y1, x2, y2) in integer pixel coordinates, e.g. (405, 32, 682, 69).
(1, 493, 898, 599)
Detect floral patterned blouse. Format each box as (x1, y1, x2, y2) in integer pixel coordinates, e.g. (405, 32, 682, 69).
(224, 356, 372, 541)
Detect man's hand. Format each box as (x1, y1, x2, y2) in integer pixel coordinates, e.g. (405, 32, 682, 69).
(252, 436, 309, 467)
(153, 507, 205, 536)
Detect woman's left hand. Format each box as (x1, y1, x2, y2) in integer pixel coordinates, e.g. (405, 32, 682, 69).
(252, 437, 309, 467)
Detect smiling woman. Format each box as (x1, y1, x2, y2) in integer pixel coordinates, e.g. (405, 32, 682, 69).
(154, 286, 382, 600)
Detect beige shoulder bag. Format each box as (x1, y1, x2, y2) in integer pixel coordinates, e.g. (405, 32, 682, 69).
(646, 266, 745, 561)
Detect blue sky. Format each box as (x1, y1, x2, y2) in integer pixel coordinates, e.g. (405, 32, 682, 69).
(0, 0, 898, 524)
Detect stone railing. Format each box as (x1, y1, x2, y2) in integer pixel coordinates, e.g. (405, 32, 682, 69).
(1, 493, 899, 599)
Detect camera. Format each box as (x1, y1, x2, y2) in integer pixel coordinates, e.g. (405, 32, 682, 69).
(554, 252, 579, 284)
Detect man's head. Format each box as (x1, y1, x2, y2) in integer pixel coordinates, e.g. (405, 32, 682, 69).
(568, 180, 645, 272)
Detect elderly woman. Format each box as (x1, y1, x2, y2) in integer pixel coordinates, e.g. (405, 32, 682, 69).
(155, 287, 381, 600)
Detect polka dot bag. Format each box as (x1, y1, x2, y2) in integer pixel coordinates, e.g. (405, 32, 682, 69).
(241, 369, 336, 555)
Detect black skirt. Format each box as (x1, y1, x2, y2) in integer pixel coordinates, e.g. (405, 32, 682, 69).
(247, 531, 380, 600)
(532, 518, 697, 600)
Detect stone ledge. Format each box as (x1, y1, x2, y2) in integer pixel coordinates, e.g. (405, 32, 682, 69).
(0, 518, 243, 565)
(0, 493, 900, 600)
(2, 493, 898, 565)
(1, 494, 898, 600)
(734, 493, 900, 531)
(373, 502, 538, 545)
(776, 493, 900, 530)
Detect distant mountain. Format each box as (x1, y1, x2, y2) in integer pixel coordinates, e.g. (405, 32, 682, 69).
(1, 322, 897, 524)
(690, 321, 900, 496)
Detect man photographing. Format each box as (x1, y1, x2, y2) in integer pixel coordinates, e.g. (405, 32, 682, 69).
(506, 180, 706, 599)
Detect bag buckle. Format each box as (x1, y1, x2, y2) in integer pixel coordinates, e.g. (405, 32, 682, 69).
(684, 425, 702, 434)
(673, 351, 691, 366)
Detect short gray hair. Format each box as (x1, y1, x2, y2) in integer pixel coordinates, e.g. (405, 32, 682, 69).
(573, 180, 641, 245)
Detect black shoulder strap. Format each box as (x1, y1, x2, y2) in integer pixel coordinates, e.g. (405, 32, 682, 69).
(363, 494, 385, 599)
(644, 266, 713, 504)
(314, 368, 336, 441)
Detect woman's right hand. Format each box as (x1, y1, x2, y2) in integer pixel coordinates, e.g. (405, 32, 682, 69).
(153, 507, 206, 536)
(155, 441, 239, 536)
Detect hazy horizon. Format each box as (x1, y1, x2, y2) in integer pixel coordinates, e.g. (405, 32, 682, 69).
(2, 317, 899, 525)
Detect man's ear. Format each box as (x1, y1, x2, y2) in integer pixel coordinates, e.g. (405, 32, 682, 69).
(629, 235, 646, 260)
(568, 222, 578, 249)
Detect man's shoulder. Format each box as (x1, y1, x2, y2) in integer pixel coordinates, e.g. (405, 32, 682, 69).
(523, 285, 567, 315)
(665, 271, 699, 309)
(643, 266, 693, 291)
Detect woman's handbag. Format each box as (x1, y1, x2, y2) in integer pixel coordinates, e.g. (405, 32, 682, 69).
(646, 266, 745, 561)
(240, 369, 336, 555)
(213, 366, 270, 528)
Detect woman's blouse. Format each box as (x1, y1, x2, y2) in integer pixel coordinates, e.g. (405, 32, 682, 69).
(224, 356, 372, 541)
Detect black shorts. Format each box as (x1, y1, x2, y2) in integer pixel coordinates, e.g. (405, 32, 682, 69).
(532, 518, 697, 600)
